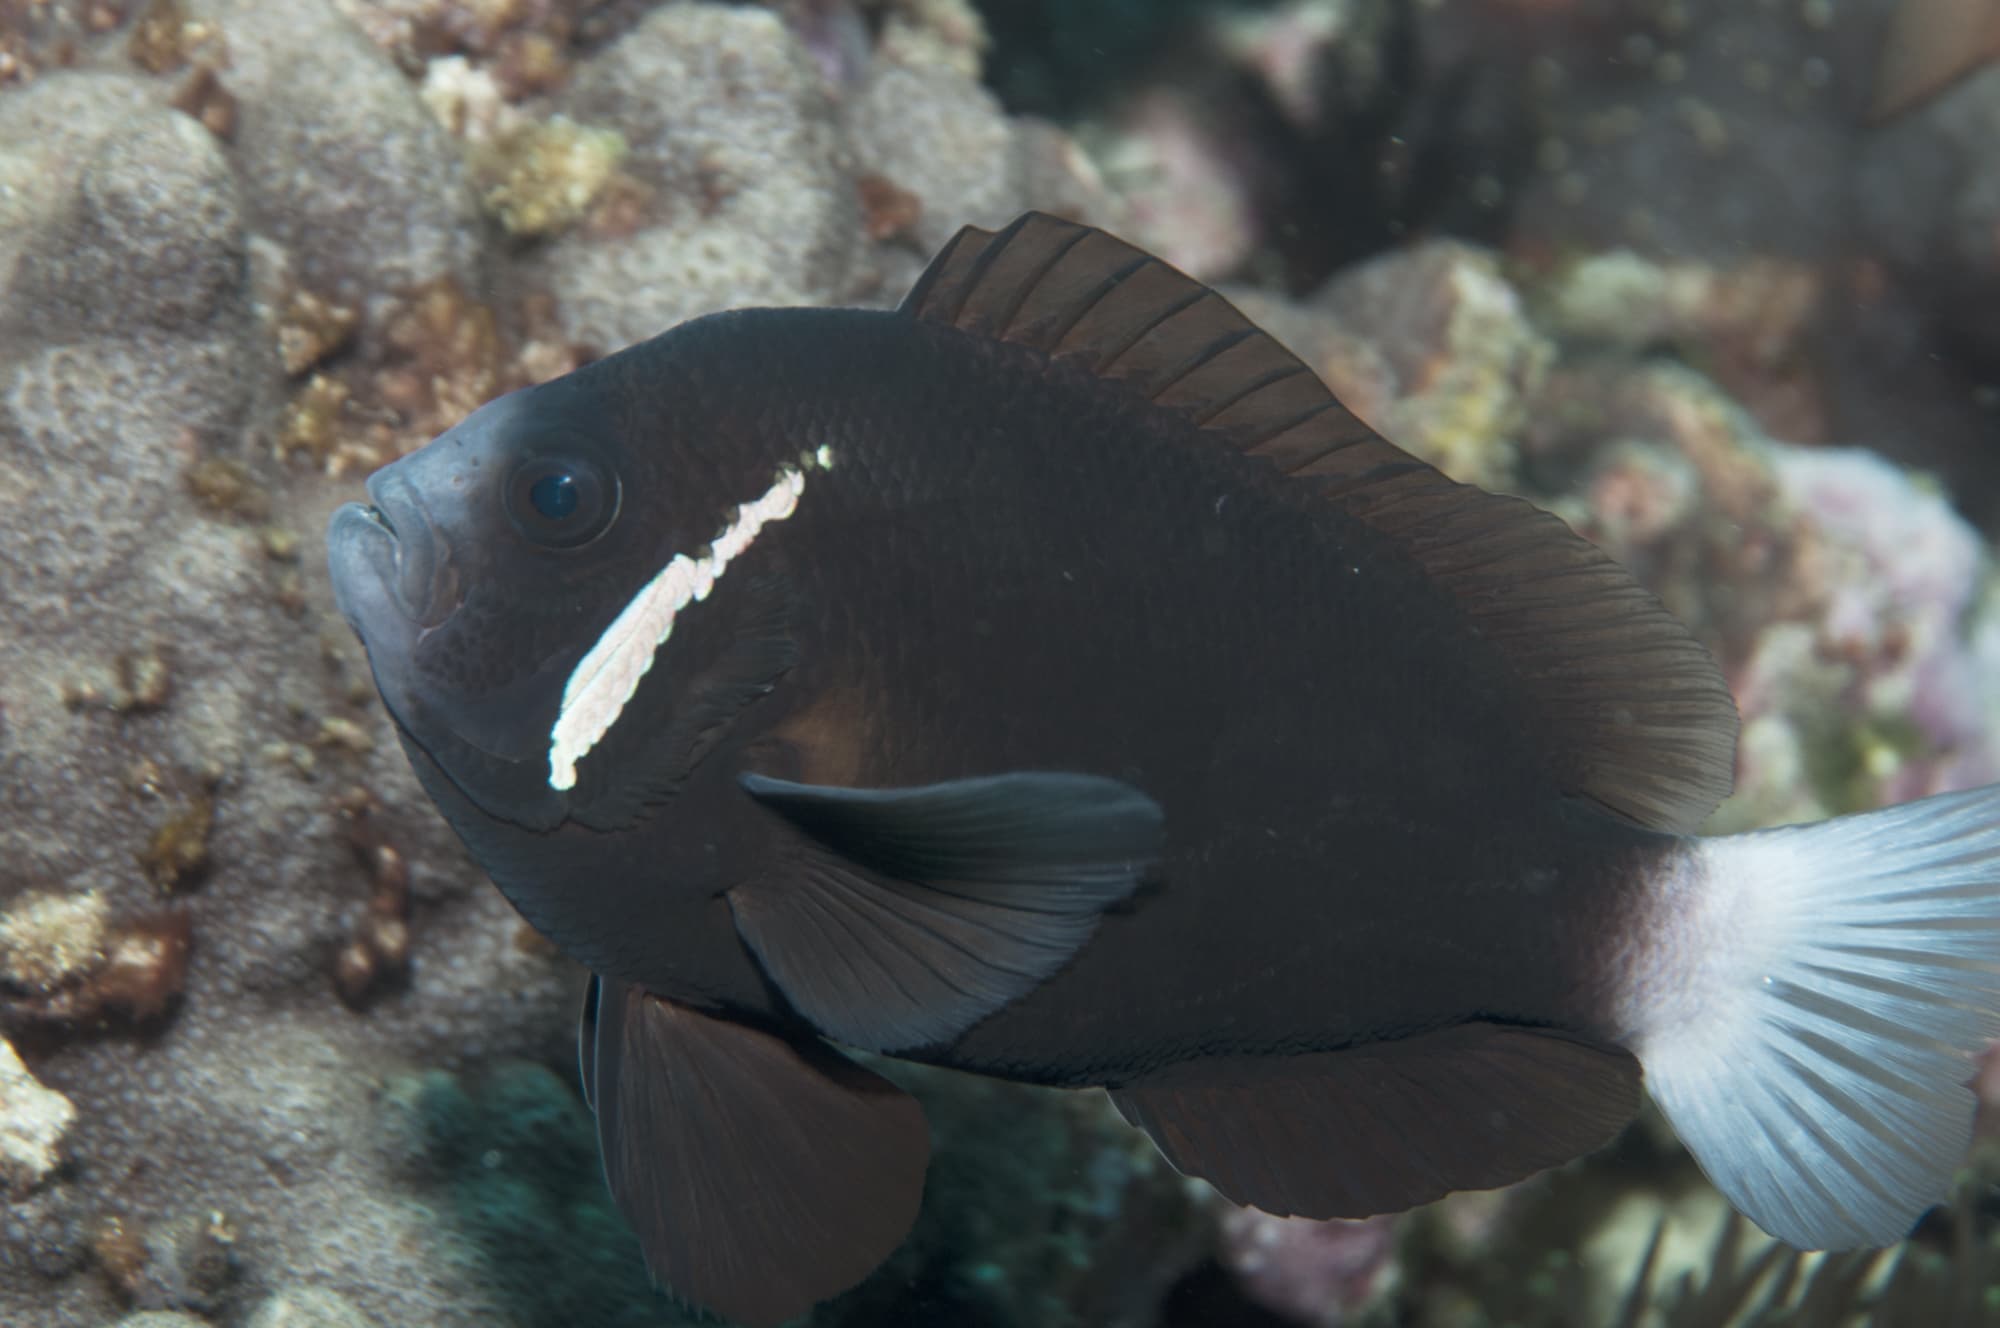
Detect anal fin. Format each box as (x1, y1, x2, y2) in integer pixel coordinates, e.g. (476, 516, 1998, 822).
(1110, 1022, 1642, 1219)
(591, 979, 930, 1327)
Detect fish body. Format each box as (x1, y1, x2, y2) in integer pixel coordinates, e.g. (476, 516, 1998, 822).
(330, 214, 2000, 1327)
(399, 303, 1661, 1074)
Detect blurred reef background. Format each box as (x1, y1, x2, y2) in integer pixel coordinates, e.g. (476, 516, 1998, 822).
(2, 0, 2000, 1324)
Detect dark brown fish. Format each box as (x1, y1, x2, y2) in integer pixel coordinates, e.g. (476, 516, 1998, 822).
(1872, 0, 2000, 120)
(327, 213, 2000, 1327)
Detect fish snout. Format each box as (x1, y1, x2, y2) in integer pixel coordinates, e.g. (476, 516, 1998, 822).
(363, 468, 458, 629)
(327, 469, 459, 636)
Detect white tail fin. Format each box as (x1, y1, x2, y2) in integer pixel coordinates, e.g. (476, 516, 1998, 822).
(1629, 785, 2000, 1249)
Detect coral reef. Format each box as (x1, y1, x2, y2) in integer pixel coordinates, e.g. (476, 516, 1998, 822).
(1220, 1211, 1399, 1326)
(0, 1039, 76, 1197)
(845, 60, 1023, 254)
(359, 1057, 1204, 1328)
(205, 0, 482, 307)
(1313, 239, 1553, 490)
(1008, 0, 2000, 521)
(844, 1063, 1208, 1327)
(1520, 361, 2000, 831)
(367, 1060, 684, 1328)
(530, 4, 862, 348)
(1024, 0, 1415, 282)
(244, 1287, 374, 1328)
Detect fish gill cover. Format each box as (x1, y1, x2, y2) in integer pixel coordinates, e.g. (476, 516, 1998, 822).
(3, 2, 2000, 1328)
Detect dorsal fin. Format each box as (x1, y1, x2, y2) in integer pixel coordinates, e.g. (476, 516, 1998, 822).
(902, 213, 1738, 833)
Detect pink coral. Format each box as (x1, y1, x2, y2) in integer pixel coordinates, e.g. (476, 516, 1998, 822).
(1221, 1208, 1400, 1325)
(1766, 446, 1996, 804)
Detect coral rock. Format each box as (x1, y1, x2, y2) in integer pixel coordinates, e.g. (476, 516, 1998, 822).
(535, 3, 861, 348)
(193, 0, 481, 309)
(1221, 1210, 1400, 1327)
(845, 59, 1022, 254)
(14, 100, 244, 337)
(246, 1285, 376, 1328)
(1315, 240, 1552, 490)
(0, 1038, 76, 1196)
(0, 890, 110, 992)
(469, 116, 626, 238)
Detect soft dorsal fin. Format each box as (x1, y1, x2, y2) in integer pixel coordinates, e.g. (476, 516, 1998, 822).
(902, 213, 1738, 833)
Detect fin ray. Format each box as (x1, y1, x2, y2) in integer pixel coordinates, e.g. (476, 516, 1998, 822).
(1188, 361, 1312, 426)
(1634, 786, 2000, 1248)
(1110, 1022, 1642, 1219)
(731, 771, 1162, 1051)
(591, 980, 929, 1327)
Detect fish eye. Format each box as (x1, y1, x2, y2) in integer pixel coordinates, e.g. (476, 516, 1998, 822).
(505, 454, 620, 550)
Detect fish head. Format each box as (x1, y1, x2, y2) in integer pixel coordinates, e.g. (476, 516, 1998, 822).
(328, 323, 822, 839)
(328, 372, 660, 831)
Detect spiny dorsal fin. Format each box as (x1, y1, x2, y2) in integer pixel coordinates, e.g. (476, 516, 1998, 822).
(902, 212, 1738, 833)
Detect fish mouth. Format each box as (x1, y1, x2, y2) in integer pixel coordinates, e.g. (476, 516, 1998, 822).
(328, 469, 460, 633)
(355, 503, 394, 536)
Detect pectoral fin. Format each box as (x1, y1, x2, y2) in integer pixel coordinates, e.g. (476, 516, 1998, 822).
(577, 973, 600, 1113)
(729, 771, 1164, 1052)
(590, 979, 930, 1328)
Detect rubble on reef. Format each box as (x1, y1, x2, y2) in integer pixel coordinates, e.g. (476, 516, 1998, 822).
(0, 1039, 76, 1198)
(0, 1, 1996, 1326)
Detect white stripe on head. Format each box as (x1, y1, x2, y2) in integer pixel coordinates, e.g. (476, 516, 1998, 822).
(547, 448, 834, 791)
